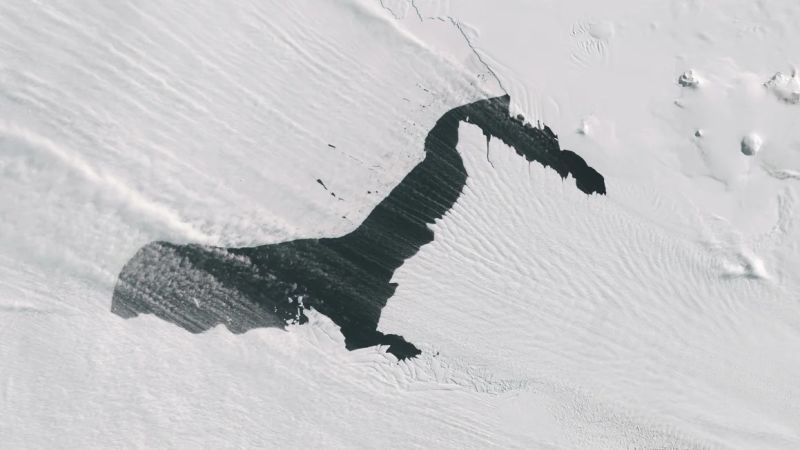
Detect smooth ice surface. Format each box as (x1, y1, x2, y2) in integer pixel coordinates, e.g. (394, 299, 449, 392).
(2, 0, 800, 448)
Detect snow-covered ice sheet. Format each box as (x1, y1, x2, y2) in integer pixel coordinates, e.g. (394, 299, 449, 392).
(2, 0, 800, 448)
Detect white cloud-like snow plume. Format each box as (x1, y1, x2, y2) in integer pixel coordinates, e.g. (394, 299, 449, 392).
(2, 0, 800, 448)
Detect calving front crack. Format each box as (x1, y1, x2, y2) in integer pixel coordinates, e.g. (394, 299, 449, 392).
(448, 17, 509, 95)
(376, 0, 509, 95)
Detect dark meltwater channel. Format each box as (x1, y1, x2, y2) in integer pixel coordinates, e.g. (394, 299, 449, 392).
(112, 95, 605, 359)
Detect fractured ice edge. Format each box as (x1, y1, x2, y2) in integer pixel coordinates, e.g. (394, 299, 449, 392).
(112, 95, 605, 359)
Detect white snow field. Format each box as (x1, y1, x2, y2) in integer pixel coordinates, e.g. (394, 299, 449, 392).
(2, 0, 800, 448)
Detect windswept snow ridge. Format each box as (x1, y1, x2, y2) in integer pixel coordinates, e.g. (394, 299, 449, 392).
(112, 95, 604, 359)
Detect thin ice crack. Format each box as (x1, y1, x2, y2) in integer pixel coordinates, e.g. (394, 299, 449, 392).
(485, 135, 495, 168)
(409, 0, 424, 21)
(376, 1, 507, 96)
(378, 0, 402, 19)
(448, 17, 509, 95)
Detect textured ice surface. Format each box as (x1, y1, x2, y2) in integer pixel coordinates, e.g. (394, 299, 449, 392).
(2, 0, 800, 448)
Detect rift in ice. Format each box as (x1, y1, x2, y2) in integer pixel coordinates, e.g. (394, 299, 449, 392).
(112, 95, 605, 359)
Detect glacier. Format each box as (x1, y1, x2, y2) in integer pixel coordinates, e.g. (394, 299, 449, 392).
(2, 0, 800, 448)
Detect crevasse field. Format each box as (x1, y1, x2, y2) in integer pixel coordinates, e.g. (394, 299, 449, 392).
(2, 1, 800, 448)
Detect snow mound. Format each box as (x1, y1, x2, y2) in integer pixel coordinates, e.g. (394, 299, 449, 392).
(678, 69, 702, 88)
(764, 69, 800, 104)
(588, 21, 615, 40)
(741, 132, 763, 156)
